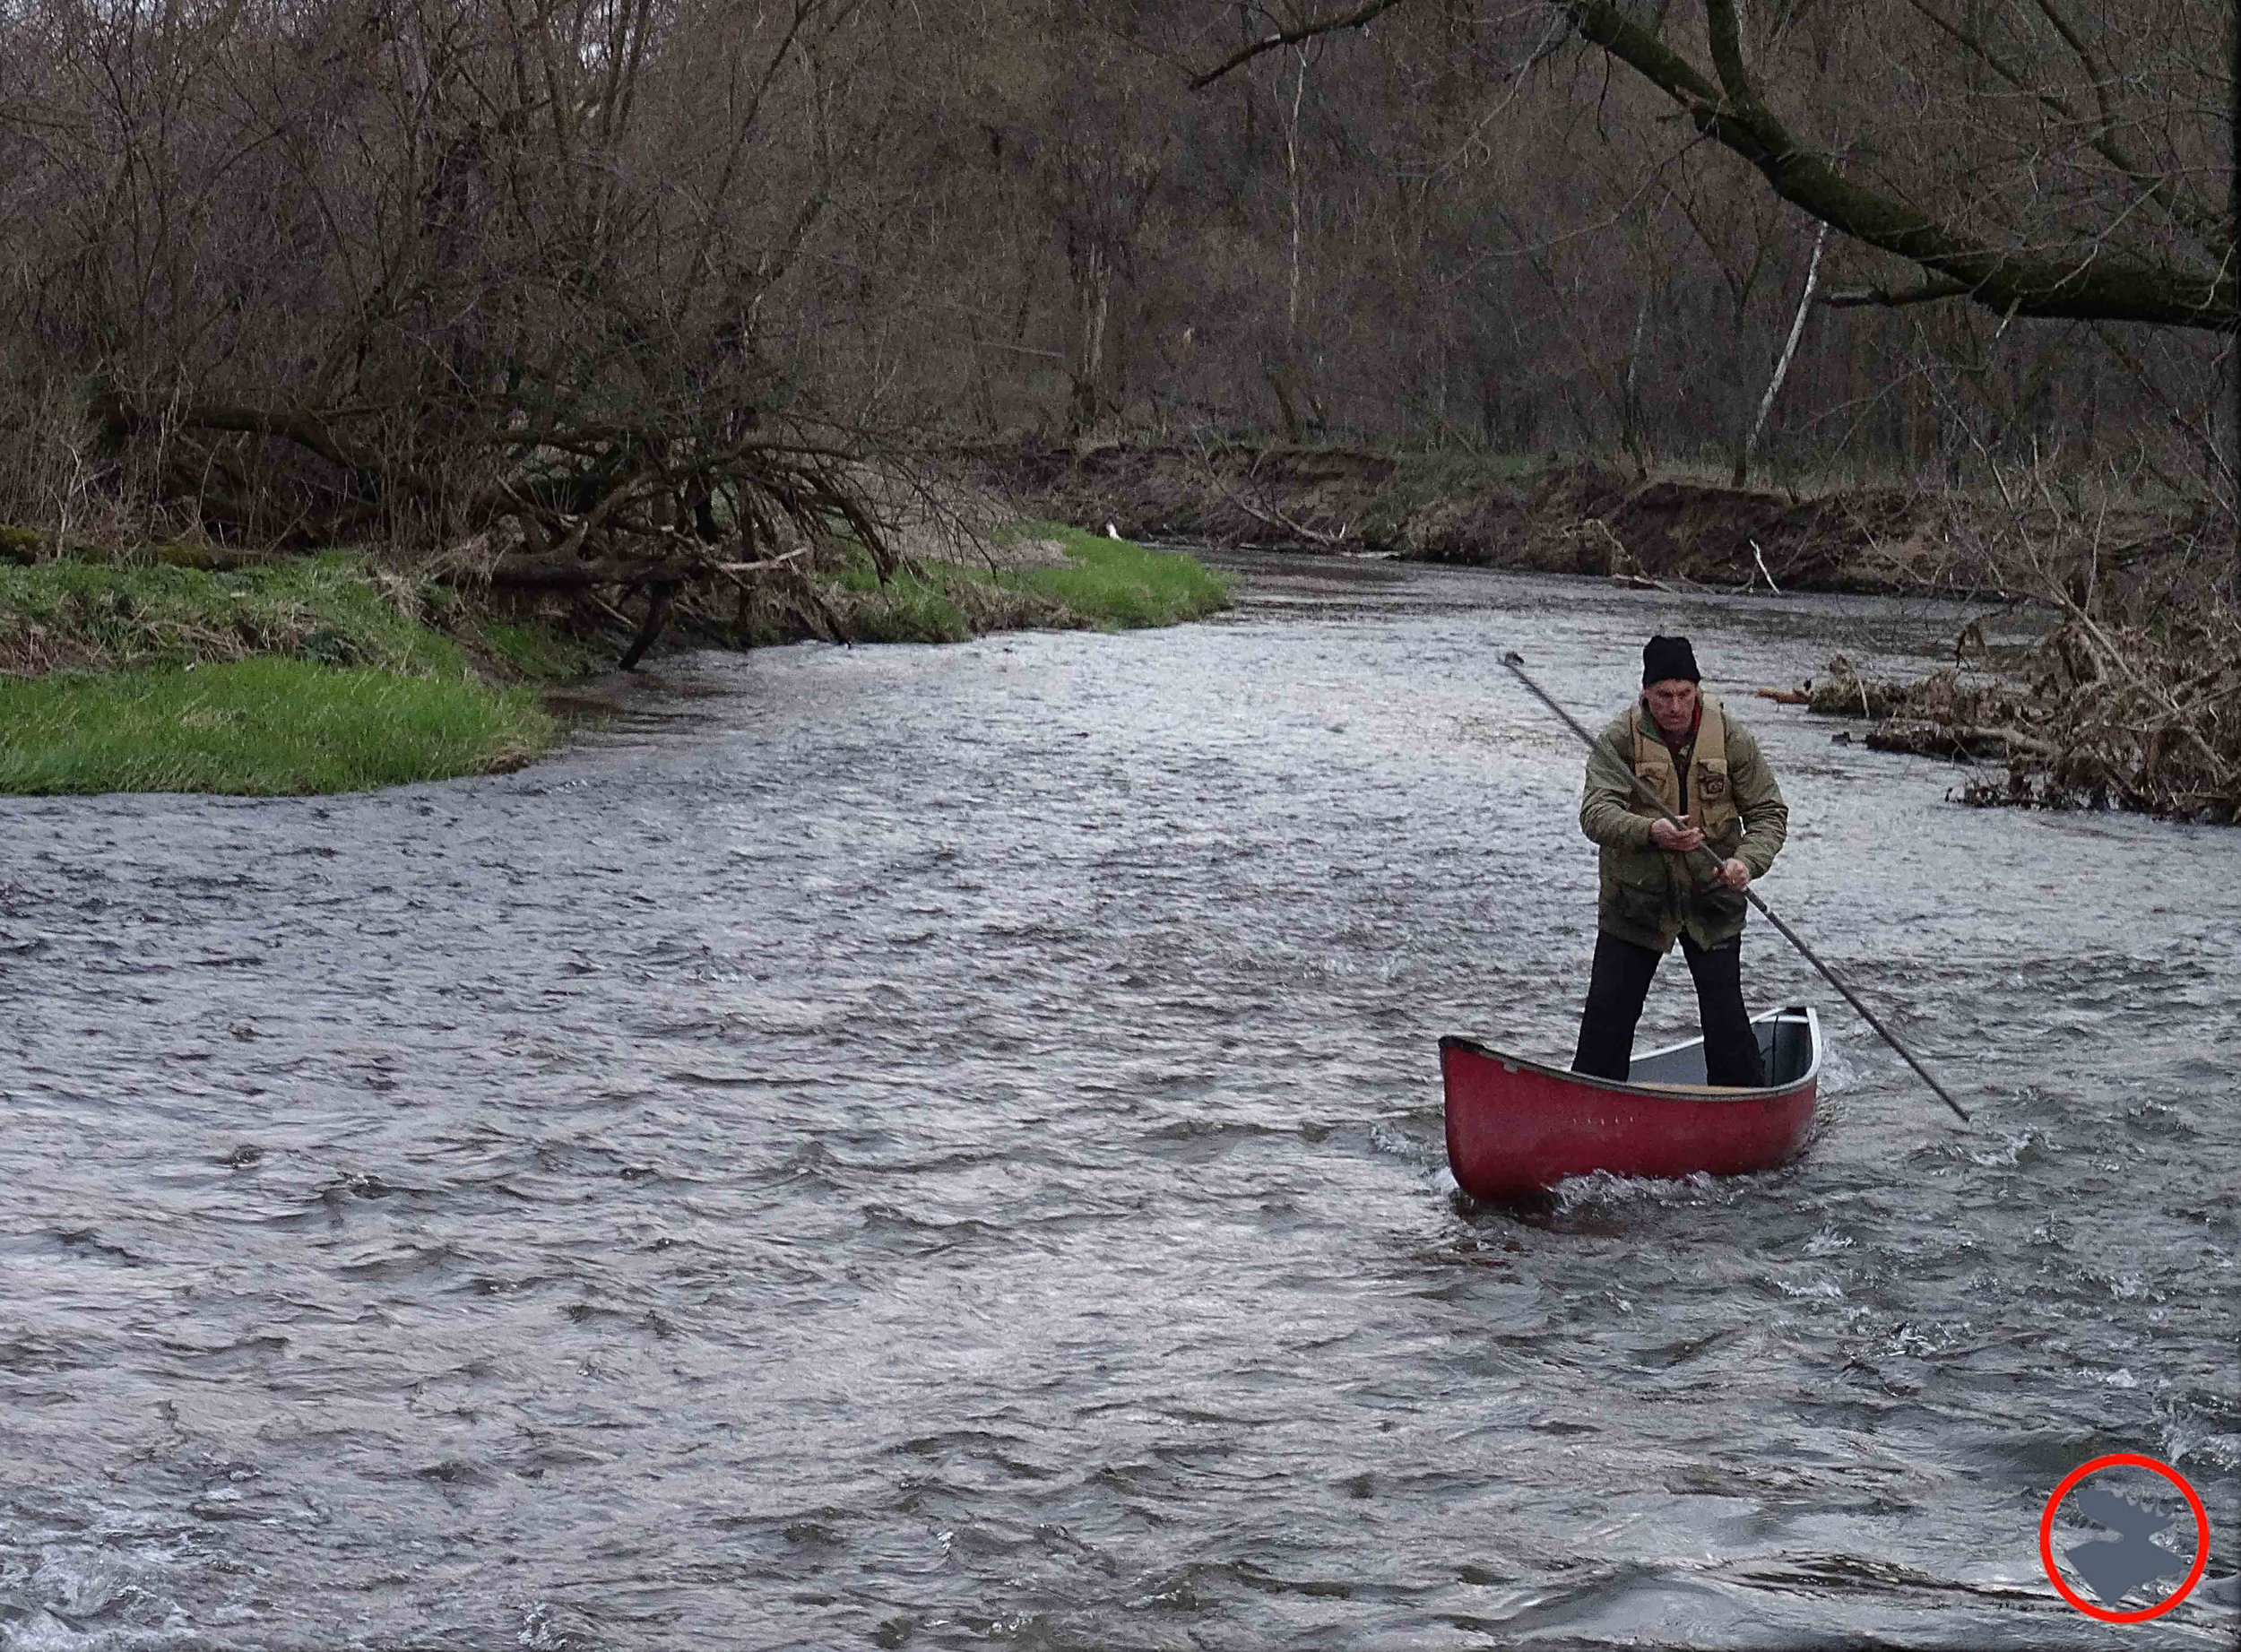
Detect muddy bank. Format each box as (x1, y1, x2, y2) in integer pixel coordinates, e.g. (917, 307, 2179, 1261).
(961, 438, 2196, 599)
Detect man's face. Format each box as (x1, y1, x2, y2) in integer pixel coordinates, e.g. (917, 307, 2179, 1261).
(1645, 678, 1699, 736)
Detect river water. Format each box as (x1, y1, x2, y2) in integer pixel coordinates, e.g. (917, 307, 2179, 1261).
(1, 552, 2235, 1650)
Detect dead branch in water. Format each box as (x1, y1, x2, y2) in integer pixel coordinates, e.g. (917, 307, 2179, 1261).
(1803, 461, 2240, 821)
(1804, 607, 2241, 822)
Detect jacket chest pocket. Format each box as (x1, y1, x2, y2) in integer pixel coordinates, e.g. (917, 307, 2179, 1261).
(1694, 757, 1742, 832)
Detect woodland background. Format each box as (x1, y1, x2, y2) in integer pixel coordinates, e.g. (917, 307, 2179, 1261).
(0, 0, 2230, 567)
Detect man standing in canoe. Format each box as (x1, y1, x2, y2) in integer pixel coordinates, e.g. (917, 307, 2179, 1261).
(1572, 635, 1789, 1087)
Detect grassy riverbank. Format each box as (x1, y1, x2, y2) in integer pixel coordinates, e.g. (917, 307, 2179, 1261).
(0, 556, 575, 796)
(0, 657, 552, 796)
(826, 522, 1230, 642)
(0, 526, 1228, 797)
(1009, 523, 1231, 627)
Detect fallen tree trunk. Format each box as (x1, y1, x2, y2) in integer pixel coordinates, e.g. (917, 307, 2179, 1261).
(470, 554, 713, 592)
(1865, 721, 2060, 765)
(452, 544, 829, 667)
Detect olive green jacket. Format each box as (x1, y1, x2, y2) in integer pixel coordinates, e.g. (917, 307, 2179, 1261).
(1579, 692, 1788, 952)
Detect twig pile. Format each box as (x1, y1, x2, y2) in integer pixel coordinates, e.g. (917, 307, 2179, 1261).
(1946, 601, 2241, 821)
(1810, 602, 2241, 823)
(1816, 451, 2241, 823)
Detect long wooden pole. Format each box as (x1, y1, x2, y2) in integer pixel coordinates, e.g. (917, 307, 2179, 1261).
(1502, 651, 1970, 1124)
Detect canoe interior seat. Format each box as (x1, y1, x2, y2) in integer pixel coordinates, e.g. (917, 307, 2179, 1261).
(1625, 1007, 1816, 1091)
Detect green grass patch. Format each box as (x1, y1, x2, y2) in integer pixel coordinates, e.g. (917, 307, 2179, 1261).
(470, 617, 610, 680)
(0, 531, 1227, 794)
(0, 552, 472, 678)
(0, 656, 555, 796)
(0, 553, 575, 795)
(814, 523, 1226, 640)
(843, 573, 979, 644)
(824, 549, 981, 642)
(996, 523, 1230, 628)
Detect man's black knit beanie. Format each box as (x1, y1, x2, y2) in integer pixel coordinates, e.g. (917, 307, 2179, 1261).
(1641, 635, 1700, 686)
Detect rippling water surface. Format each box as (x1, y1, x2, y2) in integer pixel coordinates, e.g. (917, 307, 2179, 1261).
(2, 553, 2236, 1649)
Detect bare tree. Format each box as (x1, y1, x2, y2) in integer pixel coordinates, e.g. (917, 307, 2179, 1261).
(0, 0, 931, 612)
(1188, 0, 2234, 332)
(1735, 221, 1828, 487)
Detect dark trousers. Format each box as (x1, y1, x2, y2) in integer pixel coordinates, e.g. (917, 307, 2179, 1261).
(1571, 930, 1767, 1087)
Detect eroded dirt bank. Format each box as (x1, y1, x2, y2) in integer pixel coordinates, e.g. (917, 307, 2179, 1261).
(961, 438, 2194, 598)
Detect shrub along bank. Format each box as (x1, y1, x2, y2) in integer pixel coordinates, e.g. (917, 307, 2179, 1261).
(0, 527, 1229, 797)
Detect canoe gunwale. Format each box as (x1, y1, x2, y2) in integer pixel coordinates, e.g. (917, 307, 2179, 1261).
(1437, 1006, 1821, 1105)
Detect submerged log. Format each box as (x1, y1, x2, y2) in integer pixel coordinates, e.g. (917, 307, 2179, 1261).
(1865, 721, 2048, 764)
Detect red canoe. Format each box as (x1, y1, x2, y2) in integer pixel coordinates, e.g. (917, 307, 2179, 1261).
(1439, 1006, 1821, 1198)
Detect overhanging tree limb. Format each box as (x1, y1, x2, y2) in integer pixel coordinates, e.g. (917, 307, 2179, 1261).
(1557, 0, 2234, 331)
(1188, 1, 2236, 333)
(1188, 0, 1407, 90)
(91, 394, 377, 477)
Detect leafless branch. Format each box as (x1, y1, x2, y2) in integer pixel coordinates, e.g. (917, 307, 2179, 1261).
(1557, 0, 2236, 329)
(1189, 0, 1407, 90)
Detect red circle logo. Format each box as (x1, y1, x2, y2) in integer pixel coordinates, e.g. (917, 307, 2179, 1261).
(2039, 1453, 2210, 1622)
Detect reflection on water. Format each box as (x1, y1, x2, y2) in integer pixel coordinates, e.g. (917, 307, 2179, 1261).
(0, 552, 2233, 1648)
